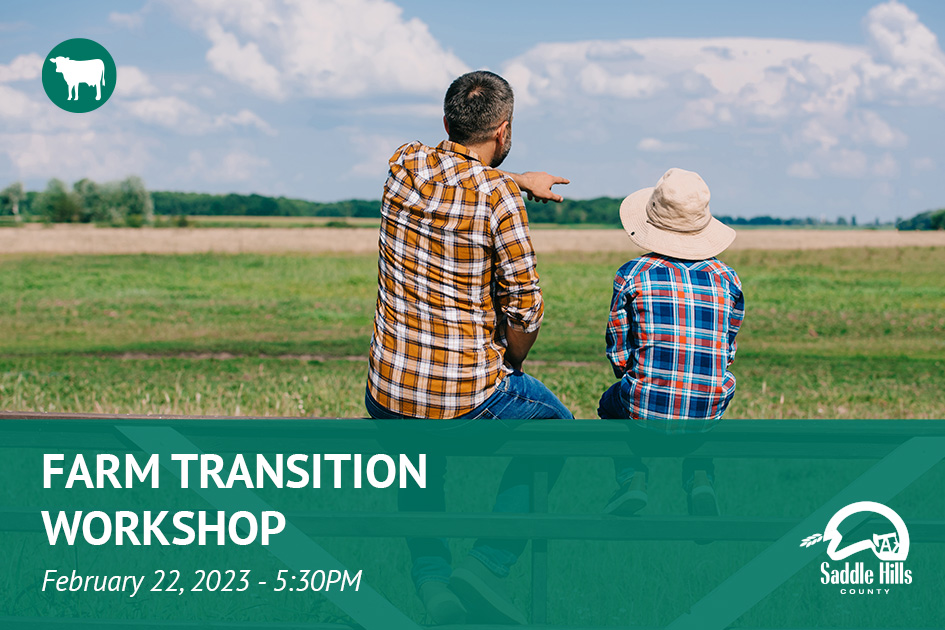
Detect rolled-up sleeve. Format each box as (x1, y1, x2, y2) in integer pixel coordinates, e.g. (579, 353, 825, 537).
(489, 181, 543, 333)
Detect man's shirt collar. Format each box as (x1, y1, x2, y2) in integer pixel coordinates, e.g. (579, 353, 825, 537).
(437, 140, 482, 164)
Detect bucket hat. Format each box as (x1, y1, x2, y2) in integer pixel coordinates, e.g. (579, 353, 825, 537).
(619, 168, 735, 259)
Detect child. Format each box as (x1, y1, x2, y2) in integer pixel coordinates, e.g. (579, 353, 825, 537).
(599, 168, 745, 517)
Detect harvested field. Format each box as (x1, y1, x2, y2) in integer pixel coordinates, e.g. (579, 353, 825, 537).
(1, 224, 943, 255)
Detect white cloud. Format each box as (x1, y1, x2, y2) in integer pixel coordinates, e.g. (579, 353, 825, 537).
(0, 53, 43, 83)
(0, 130, 152, 180)
(125, 96, 201, 128)
(860, 0, 945, 103)
(826, 148, 870, 178)
(356, 103, 442, 118)
(850, 110, 907, 147)
(637, 137, 692, 153)
(0, 85, 35, 119)
(502, 1, 945, 128)
(797, 119, 840, 151)
(123, 95, 275, 136)
(498, 0, 945, 198)
(0, 22, 29, 34)
(348, 130, 401, 177)
(173, 148, 270, 184)
(788, 147, 874, 180)
(503, 37, 868, 122)
(109, 11, 144, 29)
(787, 161, 818, 179)
(116, 66, 158, 98)
(911, 156, 935, 171)
(204, 20, 284, 99)
(791, 109, 906, 153)
(213, 109, 276, 135)
(162, 0, 469, 99)
(216, 150, 270, 182)
(872, 152, 899, 177)
(578, 64, 665, 99)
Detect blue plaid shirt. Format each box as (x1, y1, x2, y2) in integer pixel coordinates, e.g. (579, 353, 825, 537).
(605, 254, 745, 433)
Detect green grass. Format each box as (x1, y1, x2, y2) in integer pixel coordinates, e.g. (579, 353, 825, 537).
(0, 248, 943, 626)
(1, 247, 943, 418)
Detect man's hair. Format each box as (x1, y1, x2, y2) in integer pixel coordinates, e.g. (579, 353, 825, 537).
(444, 71, 514, 145)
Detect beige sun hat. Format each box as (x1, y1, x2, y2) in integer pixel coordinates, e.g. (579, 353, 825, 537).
(619, 168, 735, 260)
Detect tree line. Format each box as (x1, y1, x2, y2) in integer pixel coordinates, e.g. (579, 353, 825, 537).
(1, 177, 154, 226)
(895, 208, 945, 231)
(2, 179, 936, 229)
(149, 191, 378, 218)
(520, 197, 885, 228)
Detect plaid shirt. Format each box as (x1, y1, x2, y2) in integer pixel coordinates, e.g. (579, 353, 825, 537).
(606, 254, 745, 432)
(368, 140, 543, 419)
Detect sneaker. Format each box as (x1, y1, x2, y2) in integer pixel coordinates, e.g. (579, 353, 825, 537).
(687, 470, 719, 517)
(418, 581, 467, 625)
(450, 556, 527, 625)
(603, 472, 647, 516)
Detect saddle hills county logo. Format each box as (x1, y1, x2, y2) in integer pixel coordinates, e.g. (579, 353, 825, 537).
(800, 501, 913, 595)
(42, 38, 116, 113)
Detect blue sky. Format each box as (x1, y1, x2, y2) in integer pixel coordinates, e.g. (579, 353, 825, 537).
(2, 0, 945, 221)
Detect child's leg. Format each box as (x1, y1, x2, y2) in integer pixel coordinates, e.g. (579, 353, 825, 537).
(681, 457, 715, 493)
(613, 458, 647, 485)
(598, 382, 645, 484)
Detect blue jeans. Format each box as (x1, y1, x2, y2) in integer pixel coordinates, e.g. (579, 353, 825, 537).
(597, 381, 714, 491)
(365, 371, 573, 588)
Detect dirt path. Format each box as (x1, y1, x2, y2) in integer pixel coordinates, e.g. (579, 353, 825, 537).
(2, 224, 943, 255)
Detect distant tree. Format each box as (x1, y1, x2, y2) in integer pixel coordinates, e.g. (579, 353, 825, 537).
(33, 178, 81, 223)
(114, 176, 154, 226)
(73, 178, 118, 223)
(836, 216, 848, 226)
(851, 215, 857, 227)
(1, 182, 25, 221)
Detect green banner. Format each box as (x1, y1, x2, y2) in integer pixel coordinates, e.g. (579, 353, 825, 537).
(1, 418, 942, 629)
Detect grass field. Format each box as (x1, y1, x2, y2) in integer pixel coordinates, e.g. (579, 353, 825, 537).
(1, 244, 943, 628)
(1, 246, 943, 418)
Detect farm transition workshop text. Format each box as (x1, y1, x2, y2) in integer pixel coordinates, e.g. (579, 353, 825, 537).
(41, 452, 426, 546)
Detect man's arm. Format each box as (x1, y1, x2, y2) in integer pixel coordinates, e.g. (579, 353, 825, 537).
(501, 171, 570, 203)
(489, 186, 544, 372)
(503, 323, 539, 372)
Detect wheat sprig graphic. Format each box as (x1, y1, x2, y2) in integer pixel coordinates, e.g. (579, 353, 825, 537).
(800, 532, 823, 547)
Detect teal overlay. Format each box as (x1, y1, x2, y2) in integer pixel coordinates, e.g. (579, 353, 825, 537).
(0, 417, 943, 628)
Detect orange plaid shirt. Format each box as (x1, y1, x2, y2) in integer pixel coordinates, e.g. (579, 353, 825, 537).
(368, 140, 544, 418)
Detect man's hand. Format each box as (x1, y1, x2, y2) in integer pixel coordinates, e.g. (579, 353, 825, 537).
(505, 171, 570, 203)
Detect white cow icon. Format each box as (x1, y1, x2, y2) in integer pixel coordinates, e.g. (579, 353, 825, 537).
(48, 56, 106, 101)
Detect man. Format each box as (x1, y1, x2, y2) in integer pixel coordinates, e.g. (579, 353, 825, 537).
(365, 70, 571, 625)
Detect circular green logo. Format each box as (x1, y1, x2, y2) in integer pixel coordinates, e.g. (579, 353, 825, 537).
(42, 38, 116, 113)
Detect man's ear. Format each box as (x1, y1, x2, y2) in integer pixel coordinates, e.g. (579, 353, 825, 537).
(443, 115, 450, 136)
(495, 119, 509, 145)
